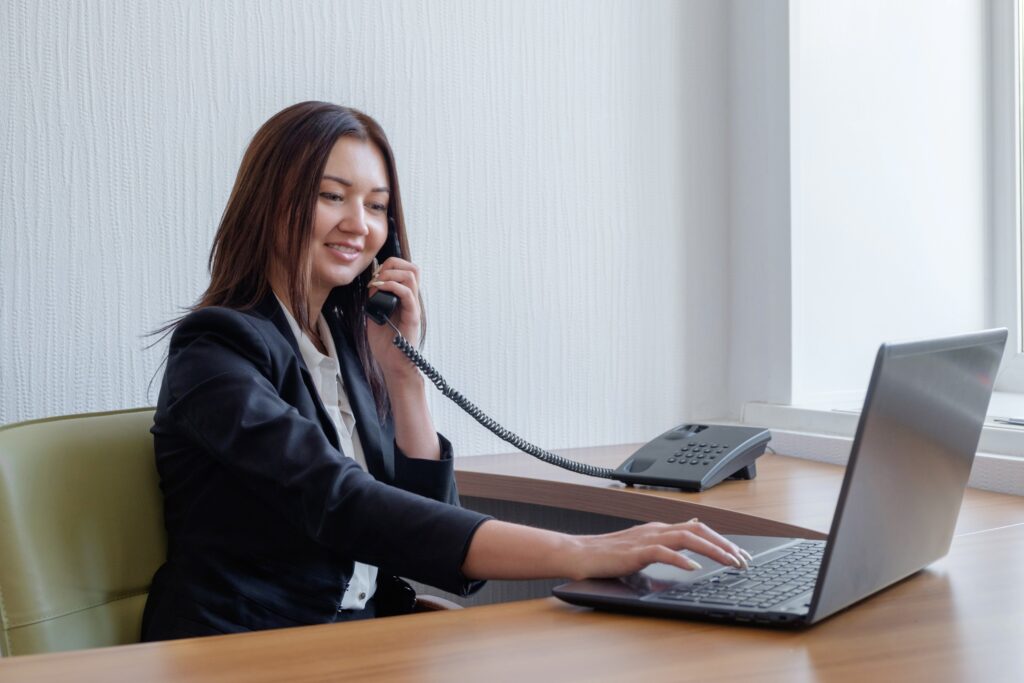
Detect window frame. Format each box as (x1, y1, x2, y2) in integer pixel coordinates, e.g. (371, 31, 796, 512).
(993, 0, 1024, 391)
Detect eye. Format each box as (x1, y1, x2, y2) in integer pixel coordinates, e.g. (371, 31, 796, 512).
(369, 203, 387, 212)
(319, 192, 343, 202)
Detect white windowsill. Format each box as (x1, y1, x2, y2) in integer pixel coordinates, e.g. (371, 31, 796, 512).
(738, 392, 1024, 497)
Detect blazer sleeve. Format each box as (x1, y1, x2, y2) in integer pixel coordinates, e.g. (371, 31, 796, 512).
(162, 307, 490, 595)
(389, 429, 462, 505)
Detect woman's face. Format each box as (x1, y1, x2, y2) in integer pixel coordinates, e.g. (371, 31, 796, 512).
(307, 136, 391, 301)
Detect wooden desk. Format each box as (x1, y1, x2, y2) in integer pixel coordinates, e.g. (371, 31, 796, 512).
(2, 449, 1023, 682)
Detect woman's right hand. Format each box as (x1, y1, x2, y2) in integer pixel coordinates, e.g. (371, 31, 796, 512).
(461, 518, 752, 582)
(562, 519, 752, 581)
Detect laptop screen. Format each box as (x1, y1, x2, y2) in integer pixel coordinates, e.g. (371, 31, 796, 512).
(809, 329, 1006, 622)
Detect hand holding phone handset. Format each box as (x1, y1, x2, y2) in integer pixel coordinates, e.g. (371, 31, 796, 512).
(365, 219, 428, 379)
(365, 222, 770, 491)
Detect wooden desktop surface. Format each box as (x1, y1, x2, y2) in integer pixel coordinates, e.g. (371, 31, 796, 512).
(2, 448, 1023, 682)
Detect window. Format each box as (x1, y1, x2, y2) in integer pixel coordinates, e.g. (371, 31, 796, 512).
(992, 0, 1024, 392)
(742, 1, 1024, 482)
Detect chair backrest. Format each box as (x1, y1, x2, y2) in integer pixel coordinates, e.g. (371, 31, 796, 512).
(0, 408, 165, 656)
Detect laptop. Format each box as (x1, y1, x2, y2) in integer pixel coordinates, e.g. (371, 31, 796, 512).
(553, 329, 1007, 627)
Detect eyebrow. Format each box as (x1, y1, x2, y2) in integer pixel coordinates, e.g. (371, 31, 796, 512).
(322, 174, 390, 194)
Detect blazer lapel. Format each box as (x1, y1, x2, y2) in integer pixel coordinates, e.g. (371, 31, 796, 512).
(253, 294, 341, 451)
(325, 310, 392, 481)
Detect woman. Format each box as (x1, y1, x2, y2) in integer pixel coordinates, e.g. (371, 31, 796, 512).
(141, 101, 750, 640)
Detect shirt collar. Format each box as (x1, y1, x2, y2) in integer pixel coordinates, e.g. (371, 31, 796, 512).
(273, 293, 338, 367)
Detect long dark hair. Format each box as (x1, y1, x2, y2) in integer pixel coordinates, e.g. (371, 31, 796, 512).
(157, 102, 418, 420)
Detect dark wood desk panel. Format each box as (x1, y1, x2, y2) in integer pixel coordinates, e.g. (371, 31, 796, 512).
(455, 447, 1024, 537)
(3, 523, 1021, 682)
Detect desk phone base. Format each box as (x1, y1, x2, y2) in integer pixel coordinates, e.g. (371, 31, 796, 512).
(612, 424, 771, 491)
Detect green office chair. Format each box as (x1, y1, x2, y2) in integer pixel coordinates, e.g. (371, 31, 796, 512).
(0, 408, 165, 656)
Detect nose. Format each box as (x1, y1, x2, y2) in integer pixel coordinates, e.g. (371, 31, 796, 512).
(340, 204, 369, 236)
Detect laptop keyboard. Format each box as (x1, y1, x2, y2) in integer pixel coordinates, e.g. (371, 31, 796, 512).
(658, 540, 824, 609)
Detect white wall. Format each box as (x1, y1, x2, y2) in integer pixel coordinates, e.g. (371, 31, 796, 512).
(1, 0, 733, 455)
(788, 0, 989, 405)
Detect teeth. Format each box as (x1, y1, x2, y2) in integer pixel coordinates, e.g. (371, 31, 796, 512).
(328, 244, 359, 254)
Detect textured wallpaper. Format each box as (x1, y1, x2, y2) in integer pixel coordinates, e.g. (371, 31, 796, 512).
(1, 0, 729, 456)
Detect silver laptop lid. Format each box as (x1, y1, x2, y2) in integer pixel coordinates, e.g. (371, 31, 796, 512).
(809, 329, 1006, 623)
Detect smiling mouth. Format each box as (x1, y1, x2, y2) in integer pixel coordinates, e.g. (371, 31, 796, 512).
(327, 243, 361, 255)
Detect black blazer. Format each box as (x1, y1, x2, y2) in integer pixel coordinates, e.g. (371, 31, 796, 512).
(141, 295, 489, 640)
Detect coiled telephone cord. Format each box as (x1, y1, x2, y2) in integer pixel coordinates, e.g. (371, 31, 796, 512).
(384, 320, 617, 480)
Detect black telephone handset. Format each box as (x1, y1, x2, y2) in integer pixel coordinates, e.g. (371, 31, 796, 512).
(365, 221, 769, 491)
(366, 289, 399, 325)
(366, 219, 402, 325)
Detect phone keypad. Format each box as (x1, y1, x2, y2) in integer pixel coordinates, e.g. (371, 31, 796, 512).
(666, 442, 729, 468)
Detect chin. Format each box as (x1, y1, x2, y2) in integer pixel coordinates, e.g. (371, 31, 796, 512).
(322, 263, 367, 284)
(329, 275, 361, 289)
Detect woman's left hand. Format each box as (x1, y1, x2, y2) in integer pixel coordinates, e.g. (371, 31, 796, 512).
(365, 256, 423, 382)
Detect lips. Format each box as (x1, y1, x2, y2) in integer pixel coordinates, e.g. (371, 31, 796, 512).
(326, 242, 361, 254)
(325, 242, 362, 263)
